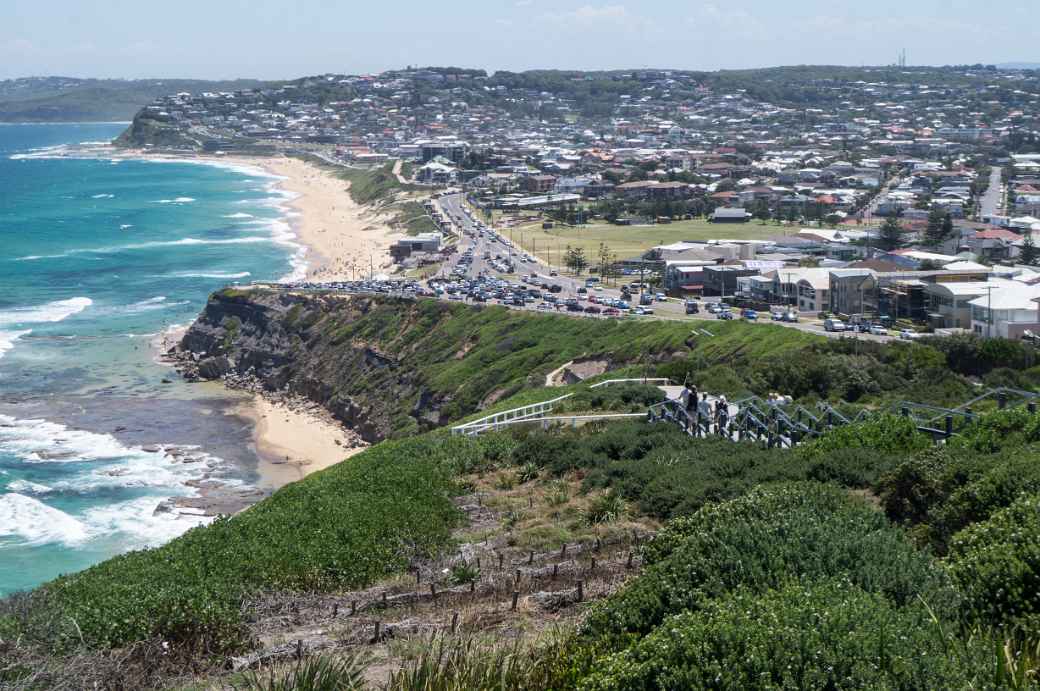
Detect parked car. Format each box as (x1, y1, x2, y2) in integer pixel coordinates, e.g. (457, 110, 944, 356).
(584, 305, 602, 314)
(771, 311, 784, 321)
(717, 310, 734, 320)
(685, 300, 700, 314)
(899, 329, 920, 340)
(824, 318, 846, 332)
(743, 309, 758, 321)
(869, 324, 888, 336)
(783, 311, 799, 323)
(603, 307, 621, 317)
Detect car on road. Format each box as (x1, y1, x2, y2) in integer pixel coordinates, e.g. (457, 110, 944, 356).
(743, 309, 758, 321)
(783, 311, 799, 323)
(899, 329, 920, 340)
(869, 324, 888, 336)
(717, 310, 734, 320)
(584, 305, 602, 314)
(685, 300, 700, 314)
(603, 307, 621, 317)
(824, 318, 846, 332)
(655, 292, 666, 301)
(770, 311, 784, 321)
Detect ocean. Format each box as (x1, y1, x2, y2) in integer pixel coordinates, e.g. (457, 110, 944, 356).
(0, 124, 301, 595)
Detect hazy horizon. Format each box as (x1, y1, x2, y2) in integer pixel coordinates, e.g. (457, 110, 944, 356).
(2, 0, 1037, 81)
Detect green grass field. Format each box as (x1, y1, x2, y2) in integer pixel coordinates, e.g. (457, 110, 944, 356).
(506, 219, 791, 260)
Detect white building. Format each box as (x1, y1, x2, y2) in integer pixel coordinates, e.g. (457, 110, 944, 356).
(969, 283, 1040, 338)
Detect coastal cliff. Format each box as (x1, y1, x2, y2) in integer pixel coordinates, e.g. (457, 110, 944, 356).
(175, 288, 697, 440)
(114, 112, 205, 149)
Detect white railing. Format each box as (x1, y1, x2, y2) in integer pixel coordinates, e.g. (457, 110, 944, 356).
(451, 393, 574, 436)
(464, 413, 647, 433)
(589, 378, 672, 389)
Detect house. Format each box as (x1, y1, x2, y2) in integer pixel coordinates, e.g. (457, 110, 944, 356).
(970, 283, 1040, 338)
(925, 280, 1014, 330)
(390, 232, 442, 261)
(711, 207, 751, 223)
(703, 265, 759, 297)
(523, 174, 557, 193)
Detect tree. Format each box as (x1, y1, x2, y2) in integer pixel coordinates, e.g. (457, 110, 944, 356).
(924, 208, 947, 246)
(877, 215, 905, 251)
(1021, 234, 1040, 266)
(564, 245, 588, 274)
(941, 213, 955, 243)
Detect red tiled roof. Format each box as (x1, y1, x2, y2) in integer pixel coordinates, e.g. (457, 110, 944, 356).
(975, 228, 1021, 241)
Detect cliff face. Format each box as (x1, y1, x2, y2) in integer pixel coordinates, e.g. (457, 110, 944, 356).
(114, 113, 202, 149)
(178, 289, 695, 441)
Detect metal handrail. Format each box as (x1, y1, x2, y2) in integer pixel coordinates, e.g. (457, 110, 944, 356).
(451, 393, 574, 435)
(589, 378, 672, 389)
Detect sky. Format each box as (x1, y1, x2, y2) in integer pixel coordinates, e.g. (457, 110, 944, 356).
(1, 0, 1037, 80)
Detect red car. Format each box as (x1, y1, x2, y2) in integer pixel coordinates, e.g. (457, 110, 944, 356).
(603, 307, 621, 317)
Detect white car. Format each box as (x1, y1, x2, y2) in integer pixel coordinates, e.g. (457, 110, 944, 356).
(869, 324, 888, 336)
(899, 329, 920, 340)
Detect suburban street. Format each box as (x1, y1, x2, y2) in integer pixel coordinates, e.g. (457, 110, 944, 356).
(979, 166, 1004, 219)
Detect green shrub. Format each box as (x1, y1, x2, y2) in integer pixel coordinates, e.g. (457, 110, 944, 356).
(948, 493, 1040, 635)
(31, 436, 469, 653)
(579, 483, 956, 649)
(234, 654, 366, 691)
(578, 579, 991, 691)
(797, 413, 931, 461)
(950, 408, 1040, 454)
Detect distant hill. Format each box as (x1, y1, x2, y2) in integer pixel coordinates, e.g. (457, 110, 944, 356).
(0, 77, 276, 122)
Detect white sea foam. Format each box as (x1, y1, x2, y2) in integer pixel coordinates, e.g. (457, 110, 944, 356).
(155, 197, 196, 204)
(164, 271, 251, 280)
(0, 494, 89, 546)
(0, 329, 30, 360)
(81, 497, 211, 547)
(16, 237, 274, 261)
(224, 212, 254, 219)
(91, 193, 115, 199)
(6, 479, 52, 495)
(119, 224, 133, 230)
(0, 297, 92, 327)
(0, 413, 152, 464)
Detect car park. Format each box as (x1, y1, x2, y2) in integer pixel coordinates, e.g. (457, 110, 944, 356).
(823, 318, 846, 332)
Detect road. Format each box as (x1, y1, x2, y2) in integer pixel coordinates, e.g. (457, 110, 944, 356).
(979, 166, 1004, 220)
(425, 194, 895, 342)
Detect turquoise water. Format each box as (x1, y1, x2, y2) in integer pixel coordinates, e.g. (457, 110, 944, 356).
(0, 124, 298, 595)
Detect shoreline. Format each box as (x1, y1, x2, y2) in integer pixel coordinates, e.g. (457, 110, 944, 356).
(231, 394, 368, 489)
(110, 149, 401, 283)
(133, 150, 393, 488)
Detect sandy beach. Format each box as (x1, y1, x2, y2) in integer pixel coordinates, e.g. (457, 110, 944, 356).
(233, 395, 368, 488)
(126, 150, 400, 488)
(222, 155, 399, 282)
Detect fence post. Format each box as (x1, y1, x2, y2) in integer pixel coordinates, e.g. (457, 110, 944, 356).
(511, 590, 520, 611)
(900, 406, 909, 418)
(576, 580, 584, 602)
(1030, 401, 1037, 415)
(998, 392, 1008, 410)
(945, 415, 954, 439)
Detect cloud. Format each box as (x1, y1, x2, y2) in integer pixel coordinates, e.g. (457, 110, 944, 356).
(541, 4, 653, 31)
